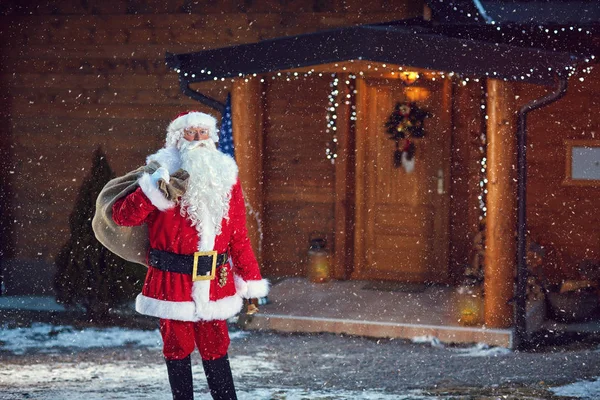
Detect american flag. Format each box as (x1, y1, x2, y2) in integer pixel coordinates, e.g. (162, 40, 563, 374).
(218, 93, 235, 159)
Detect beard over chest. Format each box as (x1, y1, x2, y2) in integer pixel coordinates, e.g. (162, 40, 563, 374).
(178, 141, 236, 237)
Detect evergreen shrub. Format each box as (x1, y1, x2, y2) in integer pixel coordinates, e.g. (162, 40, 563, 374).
(54, 147, 144, 321)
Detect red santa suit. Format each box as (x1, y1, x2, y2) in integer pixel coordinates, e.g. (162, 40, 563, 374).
(112, 143, 269, 361)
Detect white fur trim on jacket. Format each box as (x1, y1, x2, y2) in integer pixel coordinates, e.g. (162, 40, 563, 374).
(194, 293, 244, 321)
(135, 294, 196, 321)
(234, 276, 270, 299)
(146, 146, 182, 174)
(138, 173, 175, 211)
(191, 209, 219, 305)
(135, 293, 243, 322)
(192, 280, 211, 304)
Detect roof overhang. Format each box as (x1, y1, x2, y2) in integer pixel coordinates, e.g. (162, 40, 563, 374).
(427, 0, 600, 25)
(166, 20, 583, 87)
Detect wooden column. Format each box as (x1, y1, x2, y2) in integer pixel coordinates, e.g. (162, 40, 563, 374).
(232, 79, 264, 264)
(484, 79, 517, 328)
(449, 81, 485, 283)
(333, 74, 355, 279)
(352, 77, 370, 278)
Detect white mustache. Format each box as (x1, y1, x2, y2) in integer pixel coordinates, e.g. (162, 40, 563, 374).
(178, 139, 213, 152)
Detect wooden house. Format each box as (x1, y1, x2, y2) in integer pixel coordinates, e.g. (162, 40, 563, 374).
(0, 0, 598, 348)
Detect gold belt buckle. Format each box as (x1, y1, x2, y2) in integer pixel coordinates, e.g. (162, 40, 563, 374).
(192, 251, 217, 282)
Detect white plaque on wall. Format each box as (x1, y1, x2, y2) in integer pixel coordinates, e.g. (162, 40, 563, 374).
(564, 140, 600, 186)
(572, 147, 600, 180)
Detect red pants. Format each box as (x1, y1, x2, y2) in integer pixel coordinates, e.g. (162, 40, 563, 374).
(159, 319, 230, 361)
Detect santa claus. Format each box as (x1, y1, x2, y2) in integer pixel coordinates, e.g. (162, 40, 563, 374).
(109, 111, 269, 400)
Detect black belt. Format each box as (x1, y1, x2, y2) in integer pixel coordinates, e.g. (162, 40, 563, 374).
(148, 248, 228, 282)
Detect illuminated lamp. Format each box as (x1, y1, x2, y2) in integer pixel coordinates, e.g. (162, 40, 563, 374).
(399, 71, 420, 85)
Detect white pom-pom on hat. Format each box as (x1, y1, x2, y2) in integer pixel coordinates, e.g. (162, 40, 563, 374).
(165, 111, 219, 147)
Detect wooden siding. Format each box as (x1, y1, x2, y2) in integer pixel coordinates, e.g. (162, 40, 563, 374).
(261, 77, 335, 277)
(515, 71, 600, 283)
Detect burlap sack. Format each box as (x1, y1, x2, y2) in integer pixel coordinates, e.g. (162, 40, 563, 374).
(92, 161, 188, 266)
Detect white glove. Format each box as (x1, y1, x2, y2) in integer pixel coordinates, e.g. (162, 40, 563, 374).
(150, 167, 170, 186)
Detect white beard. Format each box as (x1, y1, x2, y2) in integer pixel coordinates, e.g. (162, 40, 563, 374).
(178, 139, 238, 251)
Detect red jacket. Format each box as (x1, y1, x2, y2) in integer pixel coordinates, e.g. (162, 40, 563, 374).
(112, 177, 268, 322)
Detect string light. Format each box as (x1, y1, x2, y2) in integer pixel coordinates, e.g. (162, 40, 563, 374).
(325, 74, 339, 164)
(181, 61, 452, 84)
(478, 81, 488, 221)
(324, 74, 357, 163)
(178, 60, 593, 87)
(349, 74, 357, 123)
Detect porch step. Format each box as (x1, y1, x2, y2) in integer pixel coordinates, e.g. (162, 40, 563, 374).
(242, 278, 513, 348)
(245, 313, 513, 348)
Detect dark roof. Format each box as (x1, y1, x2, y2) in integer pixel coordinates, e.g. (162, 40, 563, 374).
(389, 18, 600, 57)
(427, 0, 494, 24)
(427, 0, 600, 25)
(166, 19, 590, 86)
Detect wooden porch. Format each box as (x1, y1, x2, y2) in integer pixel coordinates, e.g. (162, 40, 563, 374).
(243, 278, 514, 348)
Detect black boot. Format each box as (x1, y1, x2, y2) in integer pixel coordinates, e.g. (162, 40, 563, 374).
(165, 355, 194, 400)
(202, 354, 237, 400)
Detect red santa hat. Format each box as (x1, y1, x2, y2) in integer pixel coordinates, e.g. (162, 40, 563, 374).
(165, 111, 219, 147)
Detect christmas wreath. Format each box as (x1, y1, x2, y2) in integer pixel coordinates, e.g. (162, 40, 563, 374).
(384, 102, 429, 170)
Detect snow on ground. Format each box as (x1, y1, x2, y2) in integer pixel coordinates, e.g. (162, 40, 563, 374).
(551, 378, 600, 399)
(0, 360, 435, 399)
(0, 295, 68, 312)
(0, 356, 434, 399)
(0, 323, 162, 354)
(411, 335, 445, 348)
(0, 357, 431, 400)
(0, 323, 247, 355)
(0, 355, 593, 399)
(450, 342, 512, 357)
(0, 324, 434, 398)
(411, 335, 512, 357)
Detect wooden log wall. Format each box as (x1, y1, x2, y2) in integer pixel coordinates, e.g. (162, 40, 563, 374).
(261, 76, 336, 277)
(0, 0, 423, 293)
(515, 69, 600, 283)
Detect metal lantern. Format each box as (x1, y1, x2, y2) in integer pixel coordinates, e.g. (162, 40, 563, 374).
(307, 234, 330, 283)
(455, 282, 484, 326)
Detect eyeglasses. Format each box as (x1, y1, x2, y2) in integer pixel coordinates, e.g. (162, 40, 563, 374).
(183, 127, 210, 140)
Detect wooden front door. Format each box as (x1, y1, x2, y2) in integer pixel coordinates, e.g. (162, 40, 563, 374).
(352, 77, 452, 283)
